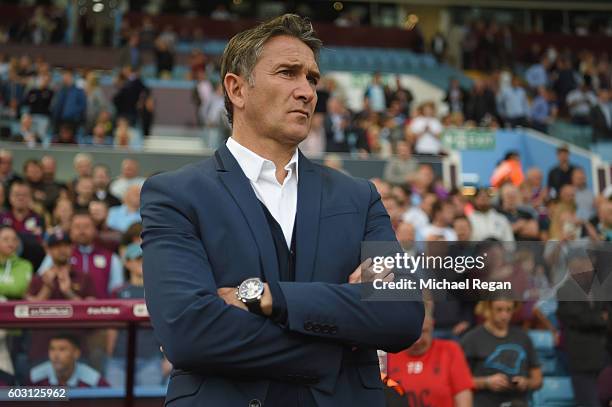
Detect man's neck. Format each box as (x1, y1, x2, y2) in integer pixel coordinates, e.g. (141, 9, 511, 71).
(13, 208, 29, 219)
(484, 321, 508, 338)
(0, 254, 10, 263)
(56, 366, 75, 386)
(231, 132, 296, 184)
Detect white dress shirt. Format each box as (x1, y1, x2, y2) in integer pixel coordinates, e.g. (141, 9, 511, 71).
(226, 137, 298, 247)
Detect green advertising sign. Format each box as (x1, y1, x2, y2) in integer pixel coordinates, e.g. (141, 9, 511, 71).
(442, 128, 496, 150)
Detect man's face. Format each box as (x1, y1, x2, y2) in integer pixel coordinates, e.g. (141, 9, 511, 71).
(488, 300, 514, 329)
(124, 185, 141, 208)
(25, 164, 43, 183)
(41, 158, 56, 178)
(122, 160, 138, 178)
(572, 169, 586, 187)
(70, 216, 96, 245)
(474, 191, 490, 212)
(453, 218, 472, 241)
(241, 35, 319, 146)
(76, 179, 94, 199)
(0, 229, 19, 257)
(0, 154, 12, 175)
(9, 185, 31, 211)
(62, 72, 73, 87)
(558, 150, 569, 165)
(126, 258, 143, 279)
(89, 201, 108, 224)
(93, 167, 110, 189)
(49, 339, 79, 376)
(49, 243, 72, 266)
(75, 160, 92, 177)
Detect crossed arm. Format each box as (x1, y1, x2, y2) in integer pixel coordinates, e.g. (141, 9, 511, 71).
(141, 176, 423, 390)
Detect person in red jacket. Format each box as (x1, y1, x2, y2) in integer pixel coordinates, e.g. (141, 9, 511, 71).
(388, 304, 474, 407)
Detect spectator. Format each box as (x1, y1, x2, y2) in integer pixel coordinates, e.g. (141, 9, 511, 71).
(27, 229, 95, 301)
(421, 200, 457, 241)
(383, 141, 418, 185)
(444, 78, 467, 115)
(0, 181, 44, 241)
(553, 57, 578, 113)
(22, 159, 47, 209)
(51, 69, 87, 133)
(411, 163, 449, 203)
(402, 192, 437, 233)
(37, 212, 124, 299)
(118, 32, 141, 70)
(106, 184, 141, 233)
(497, 76, 529, 128)
(590, 88, 612, 142)
(48, 198, 73, 235)
(71, 153, 93, 192)
(73, 177, 95, 212)
(364, 72, 386, 113)
(13, 113, 41, 147)
(498, 183, 540, 240)
(557, 249, 608, 407)
(324, 97, 368, 154)
(0, 226, 32, 300)
(0, 150, 22, 190)
(109, 159, 146, 200)
(571, 167, 595, 221)
(84, 72, 109, 133)
(529, 86, 556, 133)
(299, 112, 325, 155)
(469, 188, 515, 241)
(430, 31, 448, 63)
(154, 37, 175, 78)
(195, 69, 214, 127)
(453, 215, 473, 242)
(461, 300, 542, 406)
(547, 145, 576, 199)
(566, 77, 597, 125)
(211, 4, 232, 20)
(523, 167, 547, 209)
(525, 56, 550, 90)
(92, 165, 121, 208)
(387, 304, 474, 407)
(21, 71, 53, 139)
(89, 200, 121, 252)
(40, 155, 67, 212)
(106, 243, 164, 387)
(112, 66, 149, 127)
(113, 117, 138, 149)
(408, 102, 444, 155)
(53, 123, 76, 144)
(395, 221, 416, 255)
(490, 151, 524, 188)
(81, 123, 112, 146)
(29, 333, 109, 387)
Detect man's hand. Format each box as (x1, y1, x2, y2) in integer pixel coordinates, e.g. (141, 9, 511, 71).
(487, 373, 511, 392)
(41, 267, 57, 288)
(348, 258, 394, 284)
(451, 321, 470, 337)
(217, 287, 248, 311)
(57, 268, 79, 299)
(511, 376, 530, 392)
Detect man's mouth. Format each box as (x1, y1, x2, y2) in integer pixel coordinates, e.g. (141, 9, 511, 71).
(290, 110, 309, 118)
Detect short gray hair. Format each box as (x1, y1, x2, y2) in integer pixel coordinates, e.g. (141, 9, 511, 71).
(220, 14, 322, 126)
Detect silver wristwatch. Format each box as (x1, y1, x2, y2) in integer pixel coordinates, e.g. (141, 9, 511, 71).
(236, 277, 265, 314)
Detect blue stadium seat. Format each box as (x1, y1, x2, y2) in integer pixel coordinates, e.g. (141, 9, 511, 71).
(528, 330, 555, 356)
(532, 377, 575, 407)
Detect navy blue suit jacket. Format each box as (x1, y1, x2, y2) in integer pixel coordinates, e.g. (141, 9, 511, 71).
(141, 145, 424, 406)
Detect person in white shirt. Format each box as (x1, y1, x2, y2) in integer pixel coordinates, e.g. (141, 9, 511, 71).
(421, 200, 457, 241)
(408, 102, 443, 155)
(402, 192, 437, 235)
(468, 188, 515, 242)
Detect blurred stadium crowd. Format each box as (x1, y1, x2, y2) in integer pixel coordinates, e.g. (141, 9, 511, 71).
(0, 2, 611, 407)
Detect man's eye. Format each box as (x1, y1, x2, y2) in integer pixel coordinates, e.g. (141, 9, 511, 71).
(280, 70, 294, 77)
(308, 76, 319, 86)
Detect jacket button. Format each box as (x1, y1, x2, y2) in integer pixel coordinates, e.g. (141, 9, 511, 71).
(304, 321, 313, 331)
(249, 399, 261, 407)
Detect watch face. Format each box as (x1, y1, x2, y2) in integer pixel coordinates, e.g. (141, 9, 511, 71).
(238, 278, 264, 301)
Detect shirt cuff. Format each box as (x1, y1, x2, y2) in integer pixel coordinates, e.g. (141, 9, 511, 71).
(268, 281, 288, 327)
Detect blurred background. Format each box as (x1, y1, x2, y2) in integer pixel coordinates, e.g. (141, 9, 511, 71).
(1, 0, 612, 406)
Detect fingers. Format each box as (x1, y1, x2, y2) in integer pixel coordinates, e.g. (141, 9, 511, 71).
(217, 287, 248, 311)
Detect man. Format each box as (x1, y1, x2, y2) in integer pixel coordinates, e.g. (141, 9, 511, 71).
(421, 199, 457, 241)
(27, 229, 96, 301)
(51, 69, 86, 132)
(364, 72, 386, 113)
(109, 158, 145, 200)
(468, 188, 514, 242)
(461, 300, 542, 406)
(498, 183, 540, 240)
(21, 72, 54, 140)
(106, 184, 141, 232)
(497, 76, 529, 128)
(547, 145, 576, 199)
(70, 153, 93, 192)
(73, 177, 95, 212)
(37, 212, 123, 299)
(0, 181, 44, 242)
(590, 88, 612, 142)
(40, 155, 67, 212)
(92, 164, 121, 208)
(382, 140, 417, 185)
(29, 333, 108, 387)
(566, 77, 597, 125)
(571, 167, 595, 222)
(88, 200, 121, 252)
(141, 14, 424, 407)
(0, 150, 21, 191)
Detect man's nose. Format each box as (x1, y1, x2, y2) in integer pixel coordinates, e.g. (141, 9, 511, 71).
(294, 76, 316, 103)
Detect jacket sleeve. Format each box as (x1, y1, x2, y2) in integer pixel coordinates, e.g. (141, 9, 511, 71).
(140, 174, 343, 392)
(278, 181, 424, 353)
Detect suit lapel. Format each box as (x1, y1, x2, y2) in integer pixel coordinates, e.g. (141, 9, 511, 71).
(295, 152, 321, 282)
(215, 145, 280, 283)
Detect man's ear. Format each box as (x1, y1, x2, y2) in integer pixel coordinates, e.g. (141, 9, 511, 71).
(224, 73, 246, 111)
